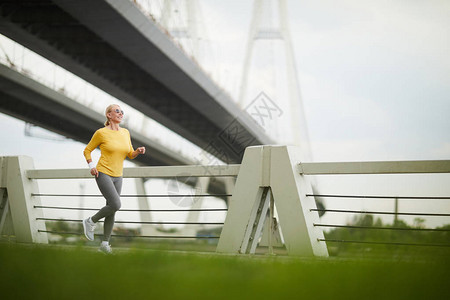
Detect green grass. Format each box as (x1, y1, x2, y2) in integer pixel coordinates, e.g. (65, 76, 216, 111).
(0, 242, 449, 300)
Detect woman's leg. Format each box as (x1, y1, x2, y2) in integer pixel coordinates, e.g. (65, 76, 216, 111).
(91, 172, 122, 242)
(102, 175, 122, 242)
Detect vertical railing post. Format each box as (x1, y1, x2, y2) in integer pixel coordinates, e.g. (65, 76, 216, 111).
(217, 146, 328, 257)
(0, 156, 48, 243)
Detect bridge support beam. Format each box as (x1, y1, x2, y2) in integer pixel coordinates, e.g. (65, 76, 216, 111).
(216, 146, 328, 257)
(0, 156, 47, 243)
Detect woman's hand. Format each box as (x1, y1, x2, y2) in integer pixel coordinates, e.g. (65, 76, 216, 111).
(90, 167, 99, 177)
(134, 147, 146, 157)
(87, 160, 98, 177)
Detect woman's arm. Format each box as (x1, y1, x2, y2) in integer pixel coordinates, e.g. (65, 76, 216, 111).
(84, 130, 101, 177)
(125, 129, 145, 159)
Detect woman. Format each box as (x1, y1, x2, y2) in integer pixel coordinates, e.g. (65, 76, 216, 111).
(82, 104, 145, 253)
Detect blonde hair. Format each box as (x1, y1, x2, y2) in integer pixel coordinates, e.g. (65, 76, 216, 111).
(104, 104, 118, 126)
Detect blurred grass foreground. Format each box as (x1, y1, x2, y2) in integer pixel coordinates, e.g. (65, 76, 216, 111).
(0, 242, 449, 300)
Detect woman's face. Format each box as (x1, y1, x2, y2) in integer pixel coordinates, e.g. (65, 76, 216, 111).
(108, 105, 124, 124)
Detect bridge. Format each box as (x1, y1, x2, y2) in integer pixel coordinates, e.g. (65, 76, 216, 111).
(0, 0, 273, 164)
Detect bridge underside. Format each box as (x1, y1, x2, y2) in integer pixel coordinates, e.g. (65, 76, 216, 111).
(0, 64, 192, 167)
(0, 0, 272, 164)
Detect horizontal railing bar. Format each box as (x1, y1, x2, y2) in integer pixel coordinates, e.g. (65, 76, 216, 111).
(112, 234, 220, 239)
(32, 193, 232, 198)
(36, 218, 224, 225)
(314, 223, 450, 232)
(318, 238, 450, 247)
(311, 208, 450, 216)
(34, 205, 227, 212)
(38, 230, 219, 239)
(27, 161, 450, 179)
(34, 206, 97, 211)
(299, 160, 450, 175)
(306, 194, 450, 200)
(28, 164, 240, 179)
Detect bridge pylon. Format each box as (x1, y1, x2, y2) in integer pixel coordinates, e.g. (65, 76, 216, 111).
(239, 0, 311, 155)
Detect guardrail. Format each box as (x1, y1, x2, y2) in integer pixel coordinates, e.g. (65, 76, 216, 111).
(298, 160, 450, 250)
(1, 157, 238, 242)
(1, 146, 449, 257)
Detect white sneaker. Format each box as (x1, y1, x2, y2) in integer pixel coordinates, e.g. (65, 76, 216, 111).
(98, 242, 112, 254)
(82, 217, 96, 241)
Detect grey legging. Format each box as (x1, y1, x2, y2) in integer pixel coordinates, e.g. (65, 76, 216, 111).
(91, 172, 122, 242)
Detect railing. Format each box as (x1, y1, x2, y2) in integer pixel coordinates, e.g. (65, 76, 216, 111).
(1, 146, 449, 257)
(298, 160, 450, 251)
(30, 165, 238, 241)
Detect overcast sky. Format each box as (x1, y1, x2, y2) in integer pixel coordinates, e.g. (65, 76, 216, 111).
(200, 0, 450, 162)
(0, 0, 449, 229)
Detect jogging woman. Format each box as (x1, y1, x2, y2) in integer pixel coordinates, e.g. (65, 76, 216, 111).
(82, 104, 145, 253)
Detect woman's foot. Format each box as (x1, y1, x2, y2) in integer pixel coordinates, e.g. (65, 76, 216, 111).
(82, 217, 96, 241)
(98, 241, 112, 254)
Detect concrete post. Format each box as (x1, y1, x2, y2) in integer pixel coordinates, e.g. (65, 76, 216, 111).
(216, 146, 328, 257)
(135, 178, 159, 236)
(0, 156, 48, 243)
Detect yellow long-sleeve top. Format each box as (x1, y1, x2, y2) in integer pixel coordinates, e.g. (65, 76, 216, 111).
(83, 127, 135, 177)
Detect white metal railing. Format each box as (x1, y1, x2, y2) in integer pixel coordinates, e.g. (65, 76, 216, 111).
(27, 165, 240, 180)
(0, 156, 237, 244)
(298, 160, 450, 175)
(1, 146, 450, 256)
(297, 159, 450, 250)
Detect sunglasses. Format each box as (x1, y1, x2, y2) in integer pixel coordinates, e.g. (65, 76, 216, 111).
(114, 109, 124, 115)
